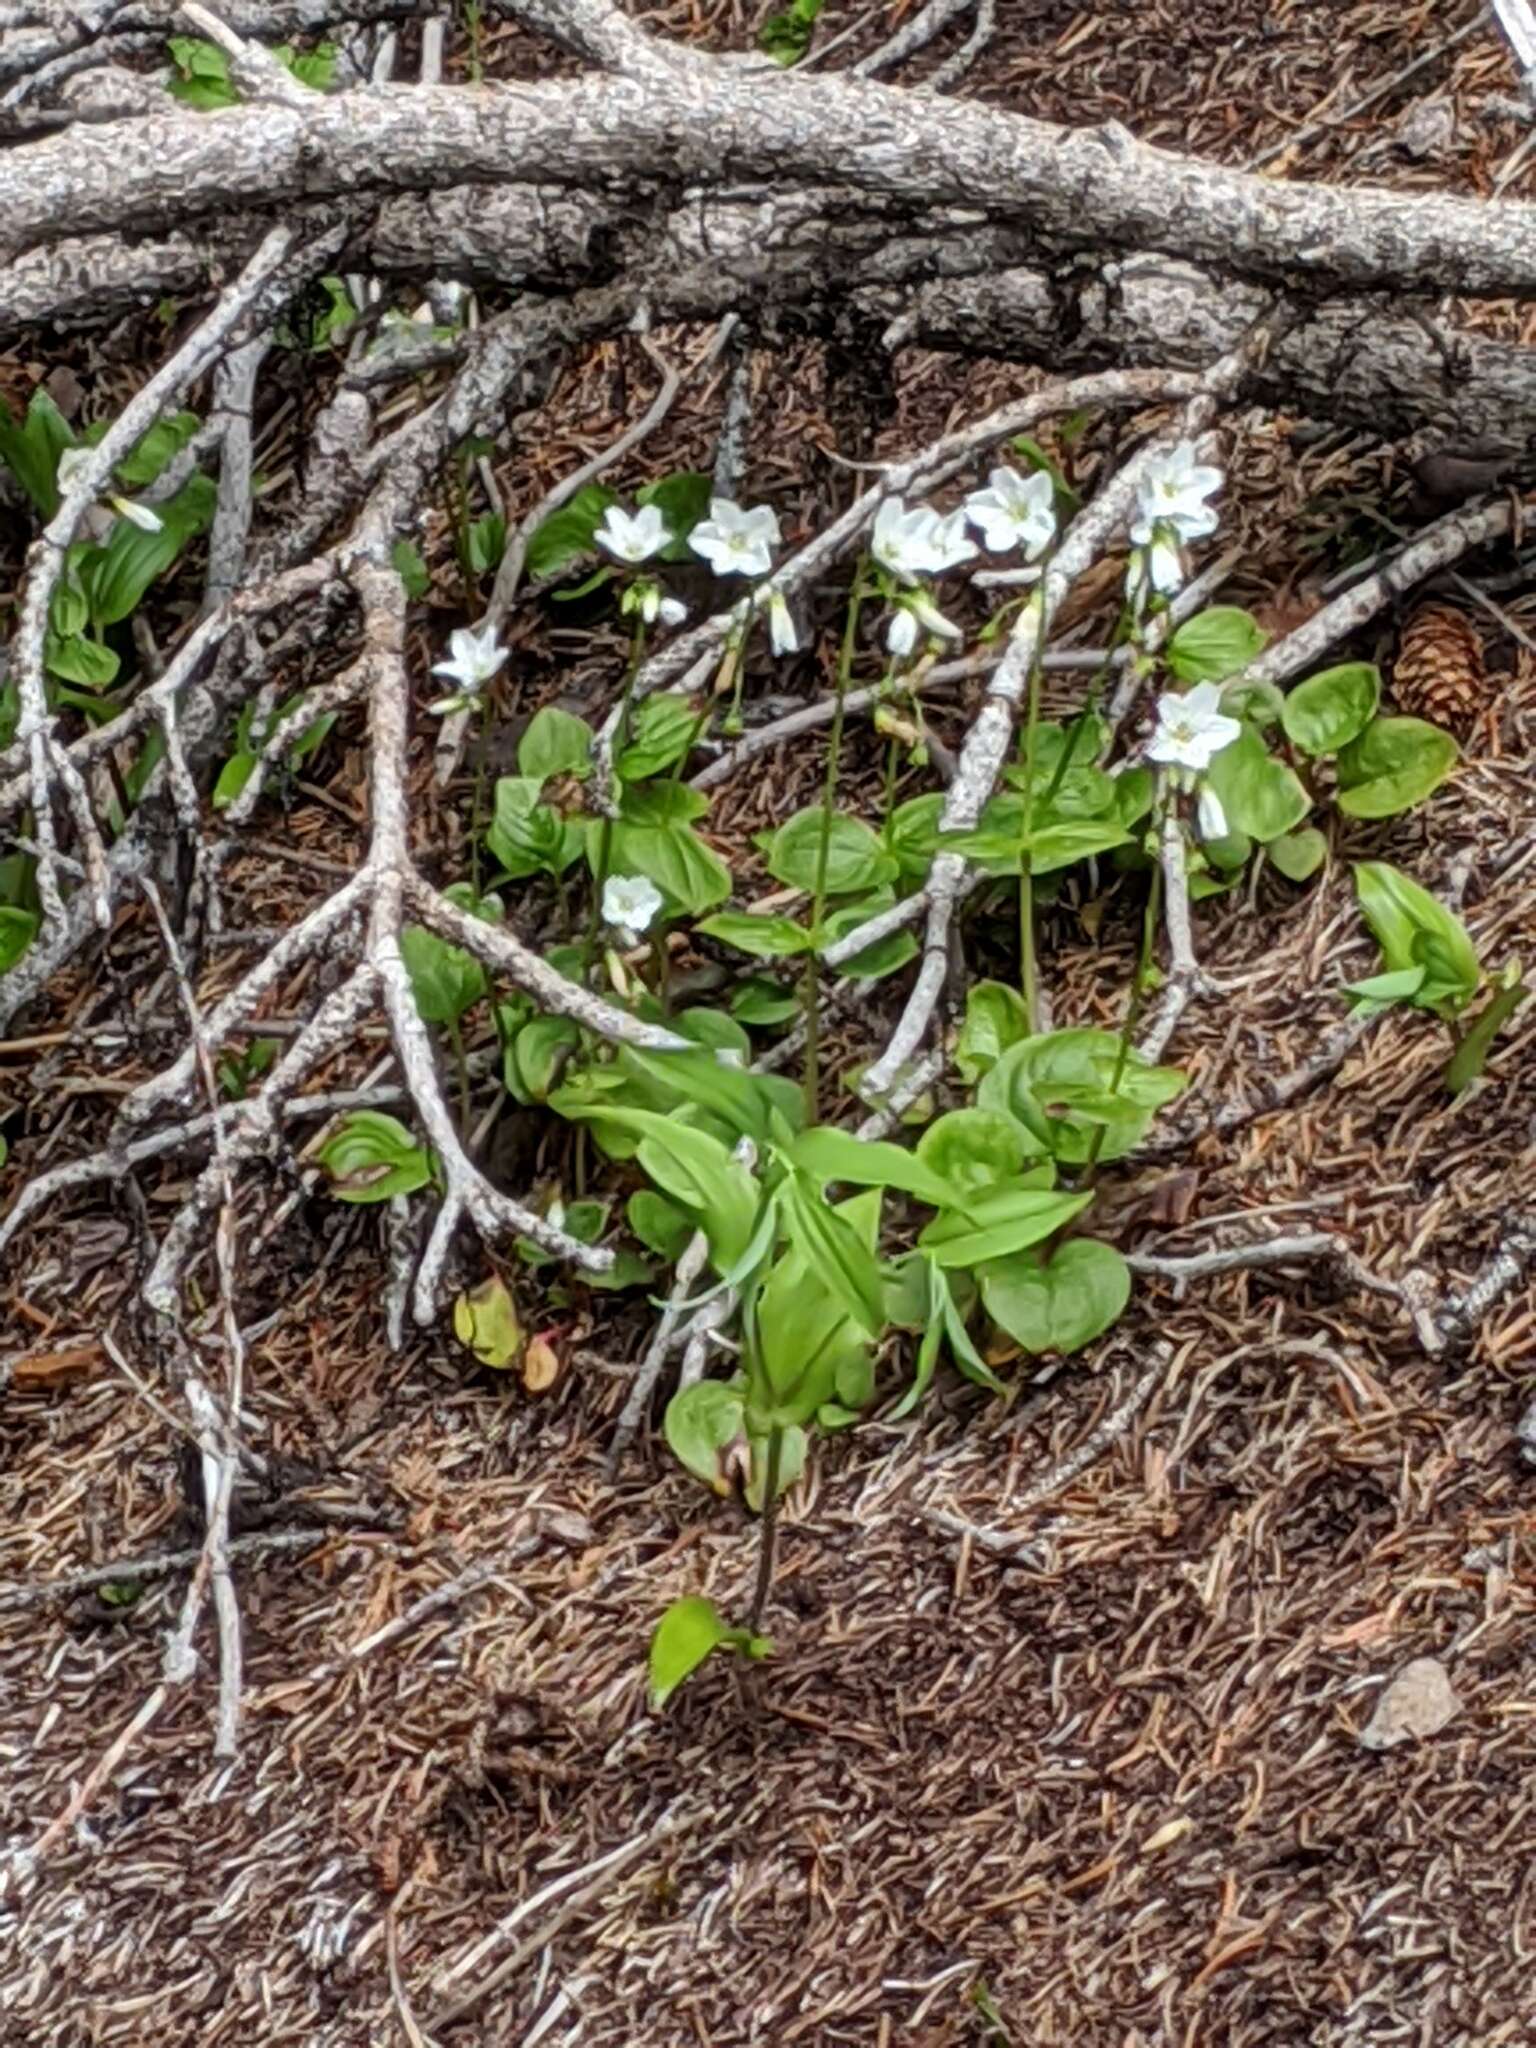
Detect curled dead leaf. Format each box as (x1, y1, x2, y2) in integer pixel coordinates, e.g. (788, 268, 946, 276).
(521, 1330, 564, 1395)
(1358, 1656, 1462, 1751)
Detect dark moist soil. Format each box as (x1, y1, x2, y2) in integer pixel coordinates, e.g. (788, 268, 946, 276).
(3, 3, 1536, 2044)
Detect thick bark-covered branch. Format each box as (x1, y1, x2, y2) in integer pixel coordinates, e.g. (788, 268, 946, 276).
(9, 68, 1536, 310)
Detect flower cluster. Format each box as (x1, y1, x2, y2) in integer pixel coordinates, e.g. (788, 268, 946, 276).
(1127, 443, 1223, 599)
(872, 464, 1058, 660)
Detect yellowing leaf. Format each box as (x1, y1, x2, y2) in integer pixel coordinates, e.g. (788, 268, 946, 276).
(452, 1276, 523, 1369)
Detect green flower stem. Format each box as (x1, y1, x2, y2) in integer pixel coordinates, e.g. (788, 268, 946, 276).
(1016, 587, 1047, 1033)
(584, 612, 648, 970)
(1043, 595, 1138, 805)
(802, 562, 867, 1122)
(1084, 807, 1166, 1187)
(748, 1422, 785, 1633)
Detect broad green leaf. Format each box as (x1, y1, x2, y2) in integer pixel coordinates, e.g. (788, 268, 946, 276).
(1203, 728, 1310, 843)
(317, 1111, 432, 1202)
(731, 977, 801, 1027)
(1203, 830, 1252, 872)
(113, 410, 201, 490)
(789, 1127, 957, 1209)
(605, 814, 731, 917)
(819, 896, 919, 980)
(49, 580, 89, 638)
(628, 1189, 695, 1262)
(955, 980, 1031, 1085)
(664, 1382, 746, 1494)
(526, 482, 618, 580)
(1267, 826, 1327, 881)
(670, 1007, 753, 1056)
(452, 1276, 522, 1369)
(979, 1238, 1131, 1356)
(1344, 965, 1428, 1008)
(617, 1045, 778, 1144)
(775, 1171, 885, 1336)
(743, 1425, 807, 1512)
(563, 1106, 760, 1271)
(0, 905, 39, 973)
(400, 922, 486, 1026)
(697, 911, 813, 959)
(918, 1186, 1091, 1270)
(518, 706, 593, 782)
(45, 634, 119, 688)
(637, 472, 712, 560)
(885, 792, 944, 879)
(977, 1029, 1186, 1165)
(766, 807, 897, 896)
(392, 539, 431, 599)
(78, 473, 215, 625)
(1219, 675, 1286, 728)
(648, 1595, 769, 1709)
(916, 1109, 1029, 1196)
(1353, 860, 1480, 1007)
(1336, 716, 1458, 819)
(1166, 606, 1269, 683)
(1280, 661, 1379, 756)
(508, 1016, 580, 1103)
(617, 693, 703, 781)
(488, 775, 582, 879)
(465, 510, 505, 575)
(0, 388, 74, 516)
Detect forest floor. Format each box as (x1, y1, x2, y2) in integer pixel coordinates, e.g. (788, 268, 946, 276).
(3, 2, 1536, 2043)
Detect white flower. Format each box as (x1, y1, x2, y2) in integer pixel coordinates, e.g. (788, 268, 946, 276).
(628, 579, 687, 627)
(1196, 784, 1229, 841)
(763, 587, 798, 655)
(926, 508, 978, 573)
(688, 497, 780, 579)
(1146, 682, 1242, 773)
(595, 502, 672, 564)
(965, 465, 1056, 558)
(431, 623, 507, 698)
(1131, 442, 1223, 545)
(602, 872, 664, 945)
(871, 497, 944, 585)
(887, 608, 919, 659)
(887, 590, 959, 659)
(114, 497, 163, 533)
(1126, 531, 1186, 603)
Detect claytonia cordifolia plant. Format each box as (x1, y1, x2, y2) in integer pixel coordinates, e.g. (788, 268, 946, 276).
(428, 622, 508, 715)
(602, 873, 665, 949)
(596, 502, 672, 565)
(965, 465, 1056, 558)
(56, 444, 163, 534)
(689, 497, 781, 580)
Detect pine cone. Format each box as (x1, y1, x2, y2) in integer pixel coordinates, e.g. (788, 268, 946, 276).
(1391, 601, 1485, 735)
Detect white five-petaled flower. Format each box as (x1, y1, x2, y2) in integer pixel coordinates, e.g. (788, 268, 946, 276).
(595, 502, 672, 565)
(762, 586, 798, 655)
(429, 623, 507, 707)
(870, 497, 945, 585)
(688, 497, 781, 580)
(965, 465, 1057, 558)
(887, 590, 960, 659)
(56, 444, 164, 533)
(925, 508, 979, 574)
(1196, 784, 1229, 842)
(1146, 682, 1242, 774)
(602, 872, 665, 947)
(1131, 442, 1223, 546)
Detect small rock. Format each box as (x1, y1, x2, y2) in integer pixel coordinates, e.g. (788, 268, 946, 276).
(1358, 1656, 1462, 1751)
